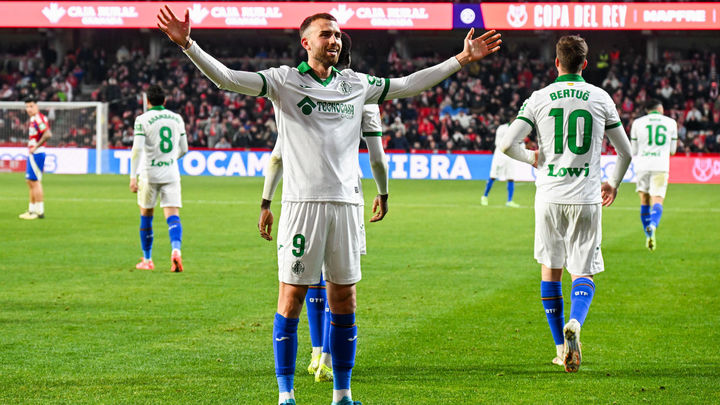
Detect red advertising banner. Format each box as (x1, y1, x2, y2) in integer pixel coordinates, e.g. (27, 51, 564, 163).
(669, 156, 720, 184)
(0, 2, 452, 29)
(480, 3, 720, 30)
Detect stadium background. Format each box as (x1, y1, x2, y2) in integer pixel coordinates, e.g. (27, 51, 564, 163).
(1, 1, 719, 404)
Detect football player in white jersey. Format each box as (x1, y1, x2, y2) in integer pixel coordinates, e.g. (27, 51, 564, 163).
(498, 36, 632, 373)
(129, 84, 188, 272)
(630, 99, 677, 251)
(19, 96, 52, 220)
(158, 8, 500, 405)
(482, 115, 521, 208)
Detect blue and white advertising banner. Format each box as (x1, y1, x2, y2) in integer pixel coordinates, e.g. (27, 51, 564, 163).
(0, 147, 637, 183)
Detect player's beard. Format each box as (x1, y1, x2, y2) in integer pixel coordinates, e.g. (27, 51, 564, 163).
(312, 47, 340, 68)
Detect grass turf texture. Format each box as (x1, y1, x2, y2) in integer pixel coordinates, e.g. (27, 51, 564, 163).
(1, 173, 719, 404)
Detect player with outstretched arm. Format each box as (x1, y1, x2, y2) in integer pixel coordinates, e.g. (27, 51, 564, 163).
(158, 7, 500, 405)
(499, 35, 632, 373)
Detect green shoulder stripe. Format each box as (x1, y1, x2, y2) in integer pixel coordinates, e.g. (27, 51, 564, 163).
(516, 116, 535, 129)
(378, 78, 390, 104)
(363, 131, 382, 137)
(257, 72, 267, 97)
(605, 121, 622, 129)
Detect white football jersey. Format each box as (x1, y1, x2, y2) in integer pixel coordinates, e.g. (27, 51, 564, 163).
(517, 74, 621, 204)
(259, 62, 388, 203)
(631, 112, 677, 172)
(133, 106, 188, 183)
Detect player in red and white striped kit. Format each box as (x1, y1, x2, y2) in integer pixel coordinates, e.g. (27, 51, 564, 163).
(19, 96, 52, 220)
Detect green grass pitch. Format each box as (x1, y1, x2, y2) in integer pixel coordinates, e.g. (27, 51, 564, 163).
(1, 173, 719, 404)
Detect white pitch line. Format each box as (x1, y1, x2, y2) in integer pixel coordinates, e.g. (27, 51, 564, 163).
(1, 196, 719, 213)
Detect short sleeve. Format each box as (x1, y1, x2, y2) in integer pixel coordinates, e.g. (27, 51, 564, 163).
(37, 115, 48, 134)
(354, 70, 390, 105)
(515, 93, 536, 130)
(361, 104, 382, 137)
(257, 66, 290, 102)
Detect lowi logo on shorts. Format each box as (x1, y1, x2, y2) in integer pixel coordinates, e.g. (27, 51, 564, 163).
(507, 5, 528, 28)
(692, 158, 720, 182)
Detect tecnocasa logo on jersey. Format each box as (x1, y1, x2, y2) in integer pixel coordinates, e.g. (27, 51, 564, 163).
(297, 96, 355, 119)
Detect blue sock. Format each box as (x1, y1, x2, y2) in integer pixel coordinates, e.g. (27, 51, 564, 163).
(541, 281, 565, 346)
(650, 203, 663, 229)
(483, 178, 495, 197)
(507, 180, 515, 202)
(273, 313, 299, 394)
(330, 312, 357, 391)
(569, 278, 595, 326)
(306, 276, 326, 348)
(139, 215, 153, 259)
(166, 215, 182, 251)
(640, 205, 651, 235)
(322, 301, 331, 355)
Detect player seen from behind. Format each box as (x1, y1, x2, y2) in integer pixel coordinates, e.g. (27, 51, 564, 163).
(129, 84, 188, 272)
(158, 6, 500, 405)
(499, 35, 632, 373)
(482, 113, 522, 208)
(19, 96, 52, 220)
(630, 98, 677, 251)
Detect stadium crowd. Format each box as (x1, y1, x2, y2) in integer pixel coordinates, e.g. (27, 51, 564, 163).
(1, 39, 719, 153)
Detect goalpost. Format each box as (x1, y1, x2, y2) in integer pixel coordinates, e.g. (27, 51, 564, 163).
(0, 101, 108, 174)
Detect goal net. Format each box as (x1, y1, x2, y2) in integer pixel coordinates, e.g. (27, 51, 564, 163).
(0, 101, 108, 173)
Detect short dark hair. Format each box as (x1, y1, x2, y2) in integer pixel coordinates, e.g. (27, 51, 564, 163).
(646, 98, 663, 112)
(299, 13, 337, 38)
(336, 32, 353, 69)
(146, 84, 165, 106)
(25, 95, 37, 104)
(556, 35, 588, 73)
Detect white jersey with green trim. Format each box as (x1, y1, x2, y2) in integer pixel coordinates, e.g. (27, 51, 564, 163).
(258, 62, 389, 203)
(133, 106, 187, 183)
(516, 74, 622, 204)
(630, 112, 677, 172)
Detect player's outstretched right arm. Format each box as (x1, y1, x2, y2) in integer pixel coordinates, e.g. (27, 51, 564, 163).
(157, 6, 264, 96)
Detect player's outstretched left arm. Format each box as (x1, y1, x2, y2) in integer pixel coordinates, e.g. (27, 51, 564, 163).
(382, 30, 501, 101)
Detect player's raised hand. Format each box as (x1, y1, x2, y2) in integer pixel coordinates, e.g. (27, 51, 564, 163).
(369, 194, 388, 222)
(601, 182, 617, 207)
(258, 205, 274, 241)
(157, 5, 191, 48)
(456, 29, 502, 66)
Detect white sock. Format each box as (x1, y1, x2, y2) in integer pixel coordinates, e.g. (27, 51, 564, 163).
(333, 389, 351, 403)
(278, 390, 294, 404)
(320, 352, 332, 367)
(172, 248, 181, 256)
(311, 346, 322, 358)
(36, 202, 44, 215)
(29, 202, 34, 213)
(556, 344, 564, 357)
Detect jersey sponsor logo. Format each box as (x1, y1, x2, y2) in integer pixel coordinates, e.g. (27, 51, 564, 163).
(338, 80, 353, 95)
(549, 89, 590, 101)
(297, 96, 317, 115)
(150, 158, 174, 167)
(507, 5, 528, 27)
(548, 163, 590, 178)
(297, 96, 355, 119)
